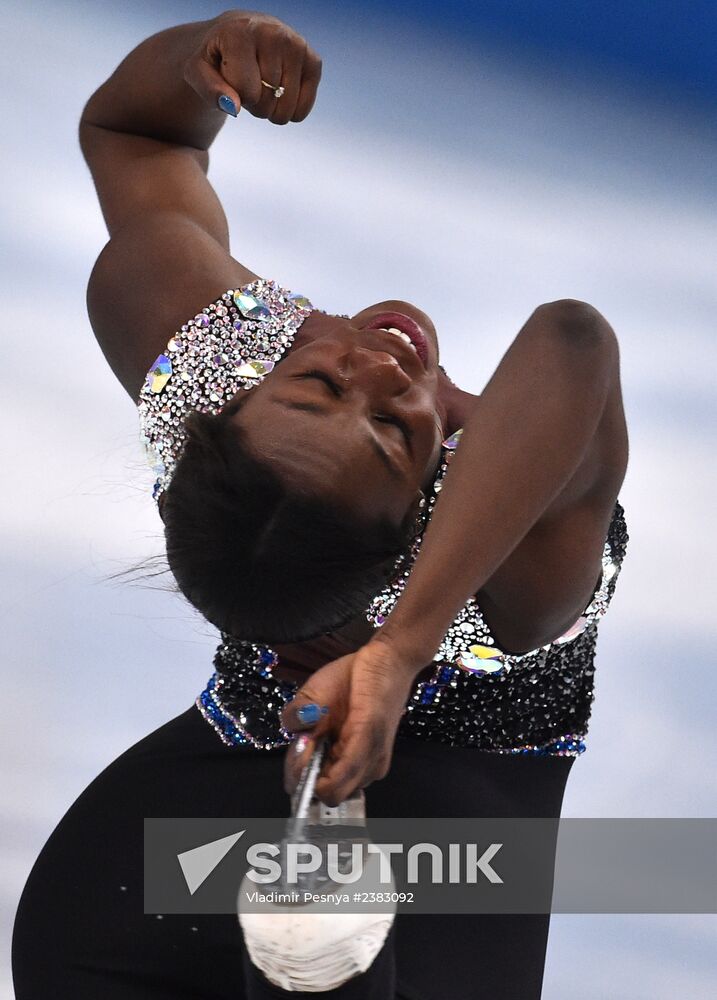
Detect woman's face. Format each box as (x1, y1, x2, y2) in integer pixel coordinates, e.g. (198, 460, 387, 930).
(228, 300, 447, 526)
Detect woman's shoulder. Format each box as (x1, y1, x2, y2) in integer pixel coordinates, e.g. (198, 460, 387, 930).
(87, 213, 260, 400)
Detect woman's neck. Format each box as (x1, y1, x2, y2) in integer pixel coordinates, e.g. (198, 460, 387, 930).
(437, 370, 481, 434)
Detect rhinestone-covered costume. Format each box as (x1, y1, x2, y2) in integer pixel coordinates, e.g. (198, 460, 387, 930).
(138, 279, 627, 759)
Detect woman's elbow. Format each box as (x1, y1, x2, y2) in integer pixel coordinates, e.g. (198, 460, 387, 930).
(531, 299, 618, 354)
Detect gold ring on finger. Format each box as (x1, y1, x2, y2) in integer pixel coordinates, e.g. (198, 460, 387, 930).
(260, 79, 285, 99)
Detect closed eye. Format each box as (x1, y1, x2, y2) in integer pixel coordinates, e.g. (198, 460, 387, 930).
(294, 369, 342, 397)
(293, 370, 413, 455)
(373, 413, 413, 452)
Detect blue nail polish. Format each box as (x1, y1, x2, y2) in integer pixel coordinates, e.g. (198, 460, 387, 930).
(297, 703, 322, 725)
(218, 94, 237, 117)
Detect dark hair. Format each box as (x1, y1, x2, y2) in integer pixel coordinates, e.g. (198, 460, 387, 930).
(161, 404, 417, 645)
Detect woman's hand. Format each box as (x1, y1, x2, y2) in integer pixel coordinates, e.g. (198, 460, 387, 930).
(184, 10, 322, 125)
(280, 638, 422, 806)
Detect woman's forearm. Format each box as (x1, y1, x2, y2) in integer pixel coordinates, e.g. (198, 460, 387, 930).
(376, 299, 619, 671)
(80, 17, 226, 149)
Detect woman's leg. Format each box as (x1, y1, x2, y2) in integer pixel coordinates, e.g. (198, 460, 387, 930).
(11, 707, 396, 999)
(12, 707, 283, 999)
(13, 710, 571, 999)
(366, 738, 574, 1000)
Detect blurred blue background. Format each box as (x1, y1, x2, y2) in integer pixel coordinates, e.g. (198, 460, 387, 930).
(1, 1, 715, 996)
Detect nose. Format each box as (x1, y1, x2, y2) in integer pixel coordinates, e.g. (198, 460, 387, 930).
(342, 345, 413, 396)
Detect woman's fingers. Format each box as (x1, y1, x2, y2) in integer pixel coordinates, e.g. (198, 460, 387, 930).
(183, 13, 320, 125)
(254, 41, 284, 120)
(315, 726, 389, 807)
(184, 48, 242, 115)
(284, 732, 317, 794)
(217, 37, 263, 112)
(282, 696, 327, 796)
(269, 39, 306, 125)
(246, 18, 310, 123)
(279, 647, 402, 805)
(293, 48, 322, 122)
(281, 696, 331, 733)
(285, 722, 391, 804)
(281, 655, 352, 733)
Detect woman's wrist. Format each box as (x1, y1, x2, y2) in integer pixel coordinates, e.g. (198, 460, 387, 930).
(366, 625, 440, 682)
(80, 17, 225, 149)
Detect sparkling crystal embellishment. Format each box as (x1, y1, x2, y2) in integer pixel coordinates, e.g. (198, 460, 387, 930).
(137, 279, 314, 505)
(146, 354, 172, 394)
(289, 293, 313, 310)
(441, 428, 463, 450)
(235, 359, 276, 378)
(233, 291, 271, 321)
(457, 644, 505, 675)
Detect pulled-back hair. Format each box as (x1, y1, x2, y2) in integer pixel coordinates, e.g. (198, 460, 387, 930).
(162, 404, 418, 645)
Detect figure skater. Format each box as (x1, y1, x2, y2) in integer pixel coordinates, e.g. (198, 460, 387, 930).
(12, 9, 628, 999)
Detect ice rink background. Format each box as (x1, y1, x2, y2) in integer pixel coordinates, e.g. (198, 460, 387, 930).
(1, 1, 715, 996)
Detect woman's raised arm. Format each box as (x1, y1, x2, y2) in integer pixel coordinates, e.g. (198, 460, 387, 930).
(79, 10, 321, 398)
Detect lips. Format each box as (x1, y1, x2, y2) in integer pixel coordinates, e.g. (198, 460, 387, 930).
(363, 312, 430, 370)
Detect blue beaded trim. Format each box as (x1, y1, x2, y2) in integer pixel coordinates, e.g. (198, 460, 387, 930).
(196, 664, 586, 757)
(495, 734, 586, 757)
(196, 672, 293, 751)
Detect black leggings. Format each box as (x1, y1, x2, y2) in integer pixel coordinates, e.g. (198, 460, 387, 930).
(12, 705, 573, 999)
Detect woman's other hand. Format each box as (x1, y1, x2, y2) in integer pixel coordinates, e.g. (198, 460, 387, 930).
(184, 10, 322, 125)
(281, 638, 422, 806)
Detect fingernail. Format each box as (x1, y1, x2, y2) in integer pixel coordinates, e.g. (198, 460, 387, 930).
(294, 734, 310, 755)
(217, 94, 238, 117)
(297, 703, 324, 725)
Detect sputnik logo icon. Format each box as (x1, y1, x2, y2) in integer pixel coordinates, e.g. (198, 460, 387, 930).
(177, 830, 246, 895)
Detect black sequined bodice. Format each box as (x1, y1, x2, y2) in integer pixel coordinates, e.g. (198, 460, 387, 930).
(394, 501, 628, 752)
(197, 485, 628, 757)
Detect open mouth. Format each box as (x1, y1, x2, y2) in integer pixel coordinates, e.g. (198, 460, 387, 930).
(363, 312, 429, 369)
